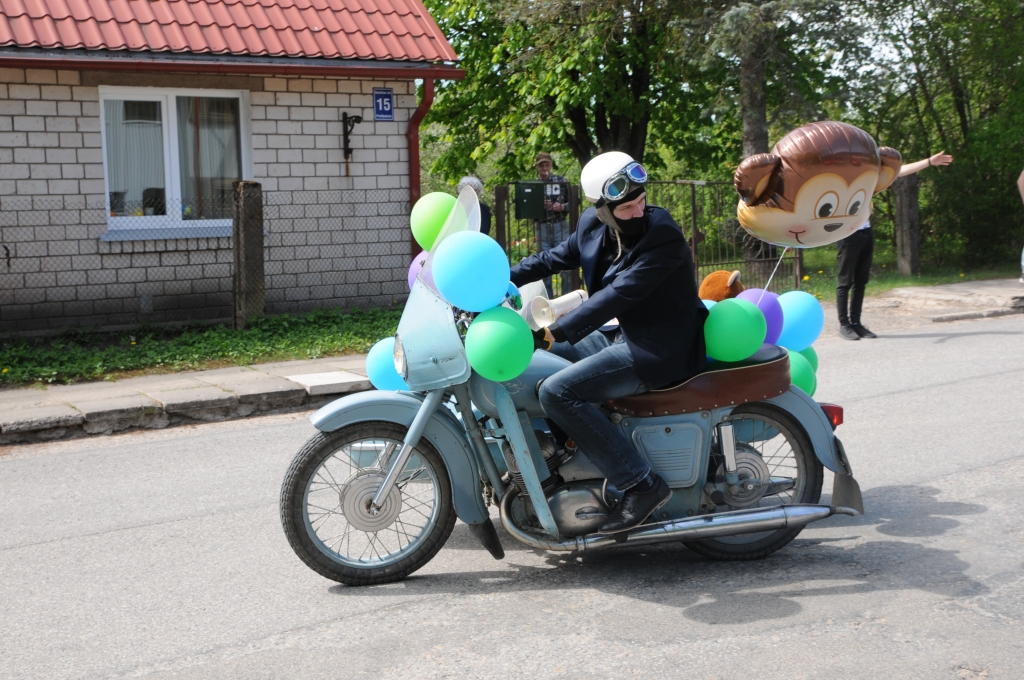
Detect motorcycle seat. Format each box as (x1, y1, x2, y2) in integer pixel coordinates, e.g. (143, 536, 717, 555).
(604, 344, 791, 417)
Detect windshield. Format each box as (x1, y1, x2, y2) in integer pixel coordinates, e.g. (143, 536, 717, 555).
(418, 185, 481, 296)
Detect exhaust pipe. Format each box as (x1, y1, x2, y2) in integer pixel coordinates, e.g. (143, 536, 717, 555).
(499, 488, 858, 552)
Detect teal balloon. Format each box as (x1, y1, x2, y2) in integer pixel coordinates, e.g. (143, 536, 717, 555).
(365, 337, 408, 391)
(702, 299, 717, 310)
(787, 349, 817, 396)
(776, 291, 824, 352)
(433, 231, 511, 312)
(704, 298, 767, 362)
(798, 345, 819, 373)
(465, 307, 534, 381)
(410, 192, 456, 251)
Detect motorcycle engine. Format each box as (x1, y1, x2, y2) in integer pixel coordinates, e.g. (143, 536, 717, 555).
(504, 432, 615, 537)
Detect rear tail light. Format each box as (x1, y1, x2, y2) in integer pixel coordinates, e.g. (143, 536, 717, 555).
(819, 403, 844, 428)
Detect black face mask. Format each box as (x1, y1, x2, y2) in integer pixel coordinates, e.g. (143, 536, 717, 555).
(615, 213, 647, 241)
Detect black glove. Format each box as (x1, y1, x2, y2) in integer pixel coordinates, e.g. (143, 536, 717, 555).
(532, 327, 555, 351)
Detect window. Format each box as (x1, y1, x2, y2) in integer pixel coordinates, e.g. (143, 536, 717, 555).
(99, 87, 252, 239)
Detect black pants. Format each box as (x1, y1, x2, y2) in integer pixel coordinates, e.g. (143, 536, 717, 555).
(836, 228, 874, 326)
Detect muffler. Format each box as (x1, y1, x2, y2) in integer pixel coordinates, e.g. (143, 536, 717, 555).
(499, 488, 858, 552)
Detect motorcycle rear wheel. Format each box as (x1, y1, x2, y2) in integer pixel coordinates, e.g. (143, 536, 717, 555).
(280, 422, 456, 586)
(684, 403, 823, 561)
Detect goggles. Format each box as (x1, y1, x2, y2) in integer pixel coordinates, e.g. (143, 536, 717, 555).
(602, 162, 648, 202)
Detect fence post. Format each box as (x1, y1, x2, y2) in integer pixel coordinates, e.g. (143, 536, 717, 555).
(494, 185, 508, 252)
(689, 184, 700, 277)
(232, 180, 265, 330)
(568, 184, 582, 290)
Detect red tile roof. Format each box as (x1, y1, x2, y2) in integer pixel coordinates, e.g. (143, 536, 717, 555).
(0, 0, 457, 62)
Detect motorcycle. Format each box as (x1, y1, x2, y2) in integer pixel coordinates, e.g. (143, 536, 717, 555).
(279, 187, 864, 586)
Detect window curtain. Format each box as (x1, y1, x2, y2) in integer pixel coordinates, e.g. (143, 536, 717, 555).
(104, 100, 165, 216)
(177, 97, 242, 220)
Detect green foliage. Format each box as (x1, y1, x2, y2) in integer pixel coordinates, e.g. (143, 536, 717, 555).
(0, 309, 401, 386)
(839, 0, 1024, 267)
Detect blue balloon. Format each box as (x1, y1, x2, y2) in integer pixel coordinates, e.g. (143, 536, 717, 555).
(365, 337, 409, 391)
(702, 299, 717, 310)
(432, 231, 511, 312)
(775, 291, 824, 352)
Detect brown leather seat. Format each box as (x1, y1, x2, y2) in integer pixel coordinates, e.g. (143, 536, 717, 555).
(605, 345, 791, 417)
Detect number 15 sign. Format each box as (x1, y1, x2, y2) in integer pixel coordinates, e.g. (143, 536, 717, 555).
(373, 88, 394, 121)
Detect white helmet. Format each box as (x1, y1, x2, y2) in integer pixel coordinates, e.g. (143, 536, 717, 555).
(580, 151, 648, 203)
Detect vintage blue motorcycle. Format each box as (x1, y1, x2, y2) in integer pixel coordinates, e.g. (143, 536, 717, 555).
(280, 188, 864, 586)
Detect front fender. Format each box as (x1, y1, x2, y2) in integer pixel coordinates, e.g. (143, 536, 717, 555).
(311, 390, 489, 525)
(766, 388, 846, 475)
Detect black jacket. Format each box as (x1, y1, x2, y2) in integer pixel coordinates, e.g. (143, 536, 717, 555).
(510, 205, 708, 388)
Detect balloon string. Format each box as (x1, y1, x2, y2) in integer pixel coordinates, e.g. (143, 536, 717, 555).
(757, 247, 790, 305)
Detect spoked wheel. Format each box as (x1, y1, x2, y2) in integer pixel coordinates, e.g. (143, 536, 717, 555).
(685, 402, 823, 561)
(280, 422, 456, 586)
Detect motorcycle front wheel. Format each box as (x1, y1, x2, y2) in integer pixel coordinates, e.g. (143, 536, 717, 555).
(684, 402, 823, 561)
(280, 421, 456, 586)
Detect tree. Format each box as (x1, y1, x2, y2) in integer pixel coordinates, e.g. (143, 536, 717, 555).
(422, 0, 713, 182)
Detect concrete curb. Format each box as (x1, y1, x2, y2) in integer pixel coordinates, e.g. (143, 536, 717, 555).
(932, 307, 1024, 323)
(0, 356, 372, 446)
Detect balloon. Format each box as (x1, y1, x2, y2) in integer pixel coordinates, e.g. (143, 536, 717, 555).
(704, 298, 767, 362)
(407, 251, 428, 290)
(365, 337, 408, 391)
(787, 349, 817, 396)
(736, 288, 784, 344)
(432, 231, 511, 312)
(465, 307, 534, 381)
(702, 299, 717, 310)
(798, 345, 818, 373)
(775, 291, 824, 352)
(410, 192, 457, 251)
(733, 121, 898, 248)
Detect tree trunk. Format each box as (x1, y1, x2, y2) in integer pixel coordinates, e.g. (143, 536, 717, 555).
(739, 36, 775, 280)
(739, 40, 769, 159)
(894, 174, 921, 275)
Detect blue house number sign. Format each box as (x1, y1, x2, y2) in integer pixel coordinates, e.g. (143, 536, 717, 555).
(373, 88, 394, 121)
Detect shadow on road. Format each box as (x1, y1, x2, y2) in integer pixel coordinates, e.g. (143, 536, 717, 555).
(327, 484, 989, 626)
(880, 330, 1022, 344)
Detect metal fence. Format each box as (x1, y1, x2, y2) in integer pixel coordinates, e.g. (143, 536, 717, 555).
(493, 180, 803, 295)
(0, 185, 409, 335)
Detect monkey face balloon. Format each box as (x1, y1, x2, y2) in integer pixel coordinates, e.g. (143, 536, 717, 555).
(733, 121, 902, 248)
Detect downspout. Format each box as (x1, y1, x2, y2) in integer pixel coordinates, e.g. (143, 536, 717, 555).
(406, 79, 435, 257)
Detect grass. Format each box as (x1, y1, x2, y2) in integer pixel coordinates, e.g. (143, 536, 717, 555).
(0, 308, 401, 388)
(795, 245, 1021, 302)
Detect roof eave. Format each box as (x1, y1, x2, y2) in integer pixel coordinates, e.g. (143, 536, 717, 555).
(0, 48, 465, 80)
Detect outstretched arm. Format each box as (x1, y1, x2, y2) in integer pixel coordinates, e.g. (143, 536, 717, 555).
(1017, 169, 1024, 206)
(898, 151, 954, 177)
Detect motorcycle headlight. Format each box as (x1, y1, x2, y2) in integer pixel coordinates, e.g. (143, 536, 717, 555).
(393, 334, 407, 380)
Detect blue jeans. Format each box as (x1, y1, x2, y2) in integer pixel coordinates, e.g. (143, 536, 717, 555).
(536, 220, 570, 296)
(539, 330, 652, 490)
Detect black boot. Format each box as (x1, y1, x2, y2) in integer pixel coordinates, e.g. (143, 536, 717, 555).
(598, 474, 671, 534)
(852, 323, 877, 339)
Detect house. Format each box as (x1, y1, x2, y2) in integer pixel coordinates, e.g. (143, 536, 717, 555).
(0, 0, 461, 333)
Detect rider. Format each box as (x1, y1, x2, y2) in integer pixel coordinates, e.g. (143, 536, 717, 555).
(509, 152, 708, 534)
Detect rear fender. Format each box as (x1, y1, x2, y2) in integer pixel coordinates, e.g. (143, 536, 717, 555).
(766, 388, 845, 474)
(310, 390, 489, 525)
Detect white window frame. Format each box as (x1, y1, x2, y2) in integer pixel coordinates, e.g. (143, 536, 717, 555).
(98, 86, 253, 240)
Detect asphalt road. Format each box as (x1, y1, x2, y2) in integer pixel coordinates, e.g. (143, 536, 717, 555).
(2, 313, 1023, 679)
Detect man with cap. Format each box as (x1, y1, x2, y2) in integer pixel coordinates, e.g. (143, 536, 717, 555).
(534, 152, 571, 296)
(510, 151, 708, 534)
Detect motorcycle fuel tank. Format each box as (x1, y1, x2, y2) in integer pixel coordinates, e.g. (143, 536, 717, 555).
(469, 350, 571, 419)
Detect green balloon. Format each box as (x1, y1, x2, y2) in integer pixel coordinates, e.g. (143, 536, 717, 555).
(798, 345, 818, 373)
(465, 307, 534, 381)
(411, 192, 457, 251)
(704, 298, 767, 362)
(788, 349, 817, 397)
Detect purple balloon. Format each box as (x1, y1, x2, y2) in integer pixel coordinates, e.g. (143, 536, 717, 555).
(407, 251, 428, 289)
(736, 288, 784, 344)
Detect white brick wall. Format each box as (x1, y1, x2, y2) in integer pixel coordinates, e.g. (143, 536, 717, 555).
(0, 69, 418, 333)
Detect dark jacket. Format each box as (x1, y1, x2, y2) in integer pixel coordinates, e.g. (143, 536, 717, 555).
(510, 205, 708, 388)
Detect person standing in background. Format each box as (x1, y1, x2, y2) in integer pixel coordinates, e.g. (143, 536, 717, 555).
(837, 150, 954, 340)
(1017, 168, 1024, 283)
(533, 153, 571, 296)
(457, 176, 492, 237)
